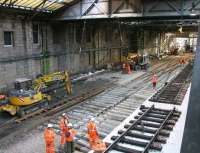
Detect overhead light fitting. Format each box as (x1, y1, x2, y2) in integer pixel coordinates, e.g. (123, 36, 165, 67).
(190, 10, 197, 16)
(190, 2, 197, 16)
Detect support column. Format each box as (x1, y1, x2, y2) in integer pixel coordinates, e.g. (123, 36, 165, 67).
(181, 24, 200, 153)
(41, 23, 50, 74)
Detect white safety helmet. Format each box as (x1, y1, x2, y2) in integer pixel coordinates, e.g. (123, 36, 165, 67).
(90, 117, 95, 122)
(62, 113, 69, 118)
(68, 123, 73, 127)
(47, 123, 53, 128)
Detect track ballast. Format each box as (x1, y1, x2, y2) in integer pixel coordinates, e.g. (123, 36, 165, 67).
(149, 64, 192, 105)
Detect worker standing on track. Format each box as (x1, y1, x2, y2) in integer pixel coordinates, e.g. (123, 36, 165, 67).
(64, 123, 77, 153)
(44, 124, 55, 153)
(152, 73, 158, 89)
(59, 113, 69, 151)
(127, 63, 131, 74)
(122, 63, 131, 74)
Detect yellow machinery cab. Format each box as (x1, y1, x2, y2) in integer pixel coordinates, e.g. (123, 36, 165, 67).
(0, 71, 71, 116)
(9, 78, 44, 106)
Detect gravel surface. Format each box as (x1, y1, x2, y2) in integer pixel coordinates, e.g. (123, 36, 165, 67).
(0, 129, 60, 153)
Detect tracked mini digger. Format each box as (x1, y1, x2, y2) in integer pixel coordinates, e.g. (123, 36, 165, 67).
(122, 53, 150, 70)
(0, 71, 72, 116)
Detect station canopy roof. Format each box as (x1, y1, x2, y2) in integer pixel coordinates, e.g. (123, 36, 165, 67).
(0, 0, 75, 13)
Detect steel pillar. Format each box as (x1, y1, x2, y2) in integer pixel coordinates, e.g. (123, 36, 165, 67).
(181, 24, 200, 153)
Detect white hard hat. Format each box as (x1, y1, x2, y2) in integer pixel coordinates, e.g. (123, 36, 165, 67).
(68, 123, 73, 127)
(62, 113, 69, 118)
(90, 117, 95, 122)
(47, 123, 53, 128)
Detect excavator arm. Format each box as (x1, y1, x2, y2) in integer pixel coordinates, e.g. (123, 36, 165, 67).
(33, 71, 72, 95)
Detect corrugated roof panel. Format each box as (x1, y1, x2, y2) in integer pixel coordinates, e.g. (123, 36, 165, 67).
(38, 1, 62, 11)
(17, 0, 42, 8)
(0, 0, 76, 12)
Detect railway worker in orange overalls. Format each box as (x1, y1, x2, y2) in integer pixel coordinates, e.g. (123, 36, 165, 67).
(122, 63, 131, 74)
(87, 117, 99, 148)
(152, 73, 158, 89)
(87, 118, 106, 151)
(59, 113, 69, 151)
(64, 123, 77, 153)
(44, 124, 55, 153)
(127, 63, 131, 74)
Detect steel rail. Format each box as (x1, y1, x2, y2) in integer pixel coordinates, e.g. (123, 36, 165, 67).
(142, 108, 175, 153)
(103, 105, 154, 153)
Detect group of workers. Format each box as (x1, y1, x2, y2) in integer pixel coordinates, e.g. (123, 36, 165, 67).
(44, 113, 106, 153)
(43, 70, 160, 153)
(44, 113, 77, 153)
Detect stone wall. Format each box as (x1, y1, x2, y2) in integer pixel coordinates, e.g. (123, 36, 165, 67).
(0, 14, 129, 88)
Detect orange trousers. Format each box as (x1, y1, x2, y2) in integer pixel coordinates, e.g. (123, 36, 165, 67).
(60, 132, 65, 145)
(46, 143, 55, 153)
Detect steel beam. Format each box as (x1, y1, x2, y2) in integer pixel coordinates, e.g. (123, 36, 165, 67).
(166, 0, 181, 15)
(82, 0, 98, 16)
(111, 0, 125, 14)
(181, 23, 200, 153)
(145, 0, 160, 13)
(108, 0, 112, 17)
(56, 0, 200, 20)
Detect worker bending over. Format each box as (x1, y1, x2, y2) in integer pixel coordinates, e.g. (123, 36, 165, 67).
(152, 73, 158, 89)
(87, 118, 106, 152)
(44, 124, 55, 153)
(59, 113, 69, 151)
(87, 117, 99, 147)
(64, 123, 77, 153)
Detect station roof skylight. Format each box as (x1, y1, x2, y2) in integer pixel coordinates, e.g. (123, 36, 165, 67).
(0, 0, 75, 13)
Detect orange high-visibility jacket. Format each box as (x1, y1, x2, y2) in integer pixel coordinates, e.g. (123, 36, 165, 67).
(44, 128, 55, 144)
(60, 118, 69, 145)
(66, 129, 77, 142)
(87, 121, 98, 140)
(152, 75, 158, 83)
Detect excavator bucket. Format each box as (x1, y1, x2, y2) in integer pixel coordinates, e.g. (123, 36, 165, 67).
(64, 71, 72, 95)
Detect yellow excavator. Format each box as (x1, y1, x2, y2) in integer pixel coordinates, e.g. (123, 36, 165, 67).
(0, 71, 72, 116)
(122, 53, 150, 70)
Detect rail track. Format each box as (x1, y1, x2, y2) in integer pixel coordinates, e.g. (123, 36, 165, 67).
(103, 105, 181, 153)
(0, 56, 188, 153)
(35, 58, 184, 153)
(149, 63, 192, 105)
(0, 82, 113, 139)
(0, 57, 179, 128)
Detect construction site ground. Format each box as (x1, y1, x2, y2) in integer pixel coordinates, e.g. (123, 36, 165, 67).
(0, 54, 192, 153)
